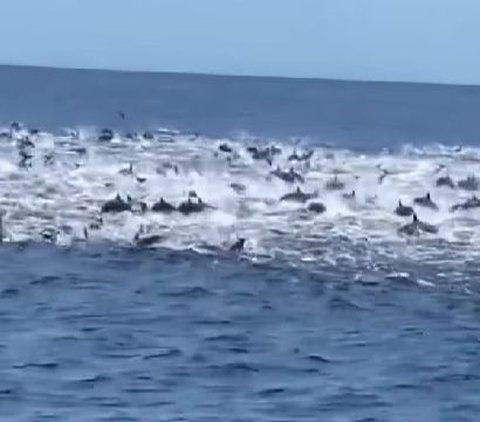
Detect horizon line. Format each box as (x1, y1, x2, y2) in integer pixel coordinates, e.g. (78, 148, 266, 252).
(1, 62, 479, 89)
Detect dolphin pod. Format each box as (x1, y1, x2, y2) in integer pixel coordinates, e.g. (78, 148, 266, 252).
(3, 121, 480, 248)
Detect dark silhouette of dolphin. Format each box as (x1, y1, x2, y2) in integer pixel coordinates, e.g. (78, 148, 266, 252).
(413, 193, 438, 211)
(151, 198, 176, 213)
(101, 194, 131, 213)
(229, 238, 246, 253)
(395, 200, 414, 217)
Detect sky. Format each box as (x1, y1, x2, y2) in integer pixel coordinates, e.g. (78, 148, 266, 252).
(0, 0, 478, 85)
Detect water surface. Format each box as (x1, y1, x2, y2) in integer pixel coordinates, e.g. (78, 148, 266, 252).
(0, 65, 480, 421)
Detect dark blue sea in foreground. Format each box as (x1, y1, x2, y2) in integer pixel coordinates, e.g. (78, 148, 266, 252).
(1, 65, 480, 421)
(1, 244, 479, 422)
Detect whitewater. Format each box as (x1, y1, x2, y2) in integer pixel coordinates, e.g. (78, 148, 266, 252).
(1, 123, 480, 287)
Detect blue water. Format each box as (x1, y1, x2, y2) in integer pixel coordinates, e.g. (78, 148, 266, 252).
(1, 65, 480, 421)
(1, 65, 480, 150)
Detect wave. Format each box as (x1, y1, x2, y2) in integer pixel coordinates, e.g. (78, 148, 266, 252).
(1, 122, 480, 281)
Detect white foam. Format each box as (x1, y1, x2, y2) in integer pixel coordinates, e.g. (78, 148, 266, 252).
(0, 127, 480, 274)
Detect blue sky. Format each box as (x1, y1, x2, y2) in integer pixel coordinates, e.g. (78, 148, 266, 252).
(0, 0, 478, 84)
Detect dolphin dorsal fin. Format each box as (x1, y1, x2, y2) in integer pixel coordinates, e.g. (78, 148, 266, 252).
(399, 200, 402, 206)
(426, 192, 431, 200)
(296, 187, 301, 193)
(413, 213, 418, 222)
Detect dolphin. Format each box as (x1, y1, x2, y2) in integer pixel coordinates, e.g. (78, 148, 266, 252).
(135, 234, 164, 247)
(229, 238, 246, 253)
(398, 214, 438, 236)
(325, 176, 345, 191)
(436, 175, 456, 189)
(271, 167, 305, 184)
(143, 131, 154, 140)
(218, 143, 233, 153)
(288, 150, 314, 162)
(98, 128, 114, 142)
(395, 200, 414, 217)
(413, 193, 438, 211)
(307, 202, 326, 213)
(177, 198, 215, 215)
(450, 195, 480, 212)
(280, 187, 318, 203)
(151, 198, 176, 213)
(101, 194, 132, 213)
(246, 145, 281, 165)
(458, 176, 479, 191)
(133, 226, 164, 247)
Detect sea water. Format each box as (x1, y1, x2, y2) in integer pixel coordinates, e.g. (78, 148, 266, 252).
(1, 65, 480, 421)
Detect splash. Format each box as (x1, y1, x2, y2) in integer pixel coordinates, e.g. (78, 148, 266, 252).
(1, 123, 480, 279)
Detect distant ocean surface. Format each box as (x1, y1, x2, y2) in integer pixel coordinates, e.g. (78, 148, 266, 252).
(2, 64, 480, 149)
(1, 65, 480, 421)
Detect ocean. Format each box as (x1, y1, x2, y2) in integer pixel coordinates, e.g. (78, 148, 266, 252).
(1, 65, 480, 421)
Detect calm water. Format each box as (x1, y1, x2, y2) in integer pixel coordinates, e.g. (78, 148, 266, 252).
(1, 65, 480, 421)
(1, 65, 480, 150)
